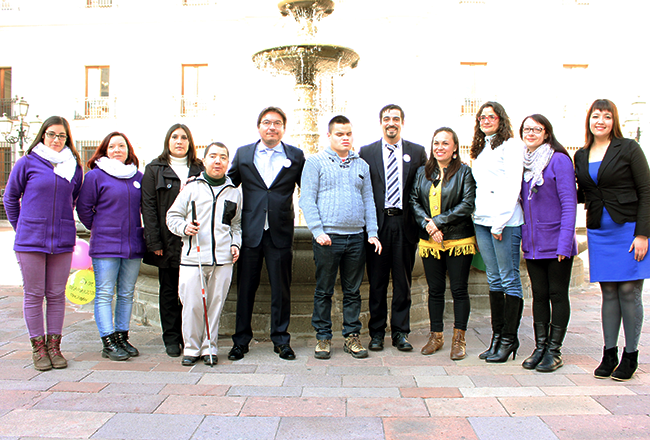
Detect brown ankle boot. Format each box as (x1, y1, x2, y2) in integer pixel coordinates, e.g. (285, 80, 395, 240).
(450, 328, 467, 360)
(30, 336, 52, 371)
(421, 332, 444, 355)
(46, 334, 68, 369)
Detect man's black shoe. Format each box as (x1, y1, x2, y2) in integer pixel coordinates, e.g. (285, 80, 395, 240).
(181, 355, 200, 366)
(227, 345, 248, 361)
(165, 343, 181, 358)
(274, 344, 296, 360)
(368, 335, 384, 351)
(392, 332, 414, 351)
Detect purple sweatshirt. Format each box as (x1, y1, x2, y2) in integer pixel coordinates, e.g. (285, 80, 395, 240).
(521, 152, 579, 260)
(76, 168, 146, 259)
(3, 152, 83, 254)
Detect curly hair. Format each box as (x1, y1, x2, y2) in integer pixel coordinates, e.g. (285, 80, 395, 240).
(469, 101, 513, 160)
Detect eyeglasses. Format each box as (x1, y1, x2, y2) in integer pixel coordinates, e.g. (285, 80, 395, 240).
(479, 115, 499, 123)
(45, 131, 68, 141)
(522, 127, 544, 134)
(261, 120, 284, 128)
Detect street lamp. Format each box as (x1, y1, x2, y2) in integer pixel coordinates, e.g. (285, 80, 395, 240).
(0, 97, 42, 165)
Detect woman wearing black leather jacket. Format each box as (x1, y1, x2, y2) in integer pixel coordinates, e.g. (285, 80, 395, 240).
(410, 127, 477, 360)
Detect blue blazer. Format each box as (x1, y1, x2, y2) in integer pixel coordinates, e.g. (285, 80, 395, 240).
(228, 141, 305, 248)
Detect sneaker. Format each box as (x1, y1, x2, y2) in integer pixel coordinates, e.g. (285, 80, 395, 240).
(344, 334, 368, 359)
(315, 339, 332, 359)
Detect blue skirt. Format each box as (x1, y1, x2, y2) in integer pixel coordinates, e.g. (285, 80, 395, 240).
(587, 208, 650, 282)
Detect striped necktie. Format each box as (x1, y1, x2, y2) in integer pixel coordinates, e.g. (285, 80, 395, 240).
(386, 144, 400, 208)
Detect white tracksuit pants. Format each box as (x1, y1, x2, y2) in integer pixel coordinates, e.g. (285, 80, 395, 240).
(178, 264, 233, 357)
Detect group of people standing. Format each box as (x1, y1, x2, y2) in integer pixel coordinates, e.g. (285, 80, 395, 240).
(4, 99, 647, 381)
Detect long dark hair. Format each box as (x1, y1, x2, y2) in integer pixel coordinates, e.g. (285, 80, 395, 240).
(425, 127, 461, 184)
(470, 101, 513, 160)
(519, 114, 570, 157)
(157, 123, 201, 166)
(87, 132, 139, 169)
(27, 116, 82, 166)
(583, 99, 624, 149)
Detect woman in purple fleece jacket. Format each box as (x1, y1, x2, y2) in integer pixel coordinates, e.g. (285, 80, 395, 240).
(3, 116, 83, 371)
(77, 132, 146, 361)
(519, 114, 578, 373)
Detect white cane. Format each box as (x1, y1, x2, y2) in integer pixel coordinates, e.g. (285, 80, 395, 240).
(192, 201, 215, 367)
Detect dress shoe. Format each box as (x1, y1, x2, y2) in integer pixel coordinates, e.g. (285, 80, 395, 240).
(165, 343, 182, 358)
(181, 355, 200, 366)
(227, 345, 248, 361)
(368, 335, 384, 351)
(202, 354, 218, 366)
(392, 332, 413, 351)
(274, 344, 296, 360)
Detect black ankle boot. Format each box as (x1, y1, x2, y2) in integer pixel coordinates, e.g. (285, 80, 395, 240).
(594, 346, 618, 378)
(536, 324, 566, 372)
(611, 349, 638, 381)
(101, 333, 130, 361)
(486, 295, 523, 363)
(115, 331, 139, 357)
(479, 291, 505, 360)
(522, 322, 548, 369)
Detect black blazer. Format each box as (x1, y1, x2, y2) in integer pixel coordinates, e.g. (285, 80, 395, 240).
(574, 137, 650, 237)
(409, 164, 476, 241)
(359, 139, 427, 244)
(228, 141, 305, 249)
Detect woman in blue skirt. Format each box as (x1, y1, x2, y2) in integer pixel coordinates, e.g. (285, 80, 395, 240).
(574, 99, 650, 381)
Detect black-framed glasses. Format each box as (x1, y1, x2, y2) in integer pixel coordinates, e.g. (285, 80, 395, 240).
(45, 131, 68, 141)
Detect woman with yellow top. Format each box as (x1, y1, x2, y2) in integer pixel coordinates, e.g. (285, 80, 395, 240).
(410, 127, 477, 360)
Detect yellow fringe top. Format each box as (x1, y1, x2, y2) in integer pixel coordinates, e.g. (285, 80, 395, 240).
(419, 179, 477, 259)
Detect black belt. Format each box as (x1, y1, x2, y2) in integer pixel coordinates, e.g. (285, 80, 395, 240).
(383, 208, 403, 216)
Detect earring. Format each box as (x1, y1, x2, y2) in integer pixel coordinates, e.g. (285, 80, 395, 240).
(453, 153, 458, 160)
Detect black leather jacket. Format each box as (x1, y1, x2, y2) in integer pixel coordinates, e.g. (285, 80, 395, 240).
(409, 164, 476, 241)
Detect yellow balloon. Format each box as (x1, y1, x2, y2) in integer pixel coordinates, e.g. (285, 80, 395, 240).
(65, 270, 96, 305)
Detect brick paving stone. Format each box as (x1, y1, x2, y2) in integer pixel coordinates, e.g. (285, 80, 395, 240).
(197, 363, 258, 374)
(500, 396, 610, 416)
(240, 397, 345, 417)
(30, 369, 92, 382)
(302, 387, 400, 398)
(198, 373, 284, 386)
(192, 416, 281, 440)
(82, 370, 201, 384)
(425, 397, 508, 417)
(542, 414, 650, 440)
(304, 355, 384, 367)
(514, 374, 575, 387)
(626, 385, 650, 394)
(461, 387, 544, 398)
(347, 397, 429, 417)
(468, 416, 559, 440)
(381, 354, 452, 367)
(100, 382, 166, 395)
(383, 417, 478, 440)
(227, 386, 302, 397)
(327, 366, 390, 376)
(256, 364, 326, 375)
(1, 366, 41, 381)
(152, 362, 200, 372)
(0, 380, 58, 391)
(399, 387, 462, 398)
(50, 381, 108, 393)
(387, 366, 447, 376)
(155, 395, 246, 416)
(33, 391, 166, 413)
(91, 413, 204, 440)
(541, 385, 636, 396)
(469, 375, 520, 387)
(276, 417, 383, 440)
(566, 374, 636, 386)
(415, 375, 474, 388)
(92, 361, 157, 371)
(0, 390, 50, 411)
(283, 374, 341, 388)
(342, 375, 416, 388)
(593, 395, 650, 415)
(0, 409, 113, 438)
(159, 384, 229, 396)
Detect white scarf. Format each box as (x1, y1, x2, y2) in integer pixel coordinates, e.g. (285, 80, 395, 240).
(33, 143, 77, 182)
(523, 143, 554, 200)
(95, 156, 137, 179)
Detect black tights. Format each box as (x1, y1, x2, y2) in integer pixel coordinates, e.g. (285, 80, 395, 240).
(525, 257, 573, 328)
(600, 280, 644, 353)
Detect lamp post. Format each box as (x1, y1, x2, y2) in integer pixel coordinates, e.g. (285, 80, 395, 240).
(0, 97, 42, 166)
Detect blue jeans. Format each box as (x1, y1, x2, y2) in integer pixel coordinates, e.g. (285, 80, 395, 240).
(92, 257, 142, 337)
(474, 225, 523, 298)
(312, 233, 365, 339)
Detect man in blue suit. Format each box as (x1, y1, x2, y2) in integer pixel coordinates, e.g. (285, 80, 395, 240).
(227, 107, 305, 360)
(359, 104, 427, 352)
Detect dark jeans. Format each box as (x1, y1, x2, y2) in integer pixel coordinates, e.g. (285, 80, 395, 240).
(312, 233, 365, 340)
(525, 257, 573, 328)
(422, 251, 473, 332)
(158, 267, 183, 347)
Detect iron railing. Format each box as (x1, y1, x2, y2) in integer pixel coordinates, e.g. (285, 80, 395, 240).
(0, 143, 12, 220)
(0, 97, 17, 119)
(86, 0, 113, 8)
(74, 97, 117, 120)
(179, 96, 216, 117)
(76, 140, 101, 172)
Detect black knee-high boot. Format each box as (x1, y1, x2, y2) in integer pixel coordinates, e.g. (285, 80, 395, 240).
(479, 291, 505, 360)
(522, 322, 548, 369)
(487, 295, 523, 363)
(536, 324, 566, 372)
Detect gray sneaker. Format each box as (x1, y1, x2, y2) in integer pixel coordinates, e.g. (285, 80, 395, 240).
(315, 339, 332, 359)
(344, 334, 368, 359)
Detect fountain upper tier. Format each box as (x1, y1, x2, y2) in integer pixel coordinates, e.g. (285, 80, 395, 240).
(252, 44, 359, 86)
(278, 0, 334, 21)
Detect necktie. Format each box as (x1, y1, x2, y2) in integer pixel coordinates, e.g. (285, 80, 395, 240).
(386, 144, 400, 208)
(263, 148, 276, 187)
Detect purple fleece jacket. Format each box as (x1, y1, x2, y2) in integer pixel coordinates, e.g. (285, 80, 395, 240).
(3, 152, 83, 254)
(76, 168, 146, 259)
(521, 152, 579, 260)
